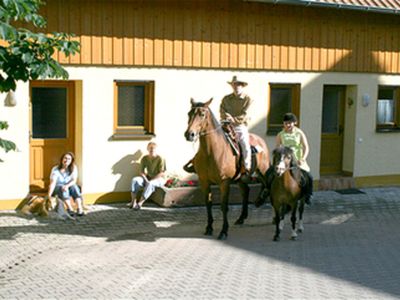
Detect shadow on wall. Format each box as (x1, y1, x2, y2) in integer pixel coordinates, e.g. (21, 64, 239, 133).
(112, 150, 143, 192)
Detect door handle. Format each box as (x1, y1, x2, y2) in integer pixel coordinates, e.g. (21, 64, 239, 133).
(338, 125, 344, 135)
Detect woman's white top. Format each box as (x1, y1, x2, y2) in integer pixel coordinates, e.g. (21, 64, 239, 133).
(50, 166, 78, 186)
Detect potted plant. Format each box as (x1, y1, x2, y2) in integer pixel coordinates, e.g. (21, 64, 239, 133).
(150, 174, 263, 208)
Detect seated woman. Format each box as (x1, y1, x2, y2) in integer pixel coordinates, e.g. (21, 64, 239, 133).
(47, 152, 84, 217)
(128, 142, 166, 210)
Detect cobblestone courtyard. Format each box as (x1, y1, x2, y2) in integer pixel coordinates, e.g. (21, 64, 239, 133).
(1, 187, 400, 299)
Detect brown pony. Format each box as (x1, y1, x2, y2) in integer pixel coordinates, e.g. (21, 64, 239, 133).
(270, 146, 305, 241)
(184, 98, 270, 240)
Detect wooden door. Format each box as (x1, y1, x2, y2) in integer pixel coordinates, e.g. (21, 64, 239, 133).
(320, 85, 345, 175)
(29, 81, 75, 192)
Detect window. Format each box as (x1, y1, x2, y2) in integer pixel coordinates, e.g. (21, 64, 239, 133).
(267, 83, 300, 135)
(32, 87, 67, 138)
(376, 86, 400, 132)
(113, 80, 155, 139)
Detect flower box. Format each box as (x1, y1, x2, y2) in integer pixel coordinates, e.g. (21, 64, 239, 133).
(150, 183, 263, 208)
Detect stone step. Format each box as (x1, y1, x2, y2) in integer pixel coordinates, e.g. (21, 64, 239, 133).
(317, 176, 356, 191)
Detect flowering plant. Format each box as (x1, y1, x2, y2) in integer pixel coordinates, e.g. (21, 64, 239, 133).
(164, 175, 198, 188)
(164, 173, 260, 188)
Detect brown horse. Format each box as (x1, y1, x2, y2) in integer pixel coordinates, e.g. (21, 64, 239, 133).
(270, 146, 305, 241)
(184, 98, 270, 240)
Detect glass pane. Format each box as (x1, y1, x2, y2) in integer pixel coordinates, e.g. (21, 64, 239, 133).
(378, 88, 393, 100)
(377, 88, 394, 125)
(270, 87, 291, 125)
(377, 100, 394, 124)
(32, 87, 67, 139)
(322, 88, 340, 133)
(118, 85, 145, 126)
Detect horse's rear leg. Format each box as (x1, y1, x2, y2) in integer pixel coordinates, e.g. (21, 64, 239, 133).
(234, 181, 249, 225)
(297, 200, 305, 233)
(218, 180, 230, 240)
(204, 188, 213, 236)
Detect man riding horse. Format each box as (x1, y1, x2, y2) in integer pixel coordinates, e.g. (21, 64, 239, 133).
(220, 76, 253, 180)
(184, 75, 253, 181)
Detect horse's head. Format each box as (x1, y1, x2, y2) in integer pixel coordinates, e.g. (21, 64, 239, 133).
(272, 146, 297, 176)
(184, 98, 213, 141)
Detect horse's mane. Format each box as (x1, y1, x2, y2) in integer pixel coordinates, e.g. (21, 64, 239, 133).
(207, 107, 221, 130)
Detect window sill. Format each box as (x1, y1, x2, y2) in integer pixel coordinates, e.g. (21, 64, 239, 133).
(111, 133, 155, 141)
(376, 127, 400, 133)
(266, 128, 281, 136)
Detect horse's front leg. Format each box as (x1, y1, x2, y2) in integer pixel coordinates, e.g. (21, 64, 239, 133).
(218, 180, 230, 240)
(273, 204, 281, 241)
(234, 181, 249, 225)
(290, 203, 298, 240)
(203, 185, 213, 236)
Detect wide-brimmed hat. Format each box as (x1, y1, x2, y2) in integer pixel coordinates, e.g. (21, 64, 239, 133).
(227, 75, 248, 86)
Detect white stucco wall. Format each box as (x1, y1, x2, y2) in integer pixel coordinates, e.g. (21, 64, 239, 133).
(1, 67, 399, 201)
(353, 74, 400, 177)
(0, 82, 30, 200)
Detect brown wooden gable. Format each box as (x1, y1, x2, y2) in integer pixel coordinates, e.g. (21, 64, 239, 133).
(250, 0, 400, 14)
(42, 0, 400, 74)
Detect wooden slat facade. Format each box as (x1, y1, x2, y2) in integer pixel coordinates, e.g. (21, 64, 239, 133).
(43, 0, 400, 74)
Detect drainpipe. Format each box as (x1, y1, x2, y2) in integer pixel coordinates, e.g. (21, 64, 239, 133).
(245, 0, 400, 15)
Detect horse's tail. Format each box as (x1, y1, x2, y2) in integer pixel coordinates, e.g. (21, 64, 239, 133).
(249, 133, 270, 174)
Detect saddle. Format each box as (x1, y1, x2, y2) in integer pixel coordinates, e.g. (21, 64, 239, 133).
(183, 122, 262, 177)
(221, 121, 240, 156)
(221, 122, 260, 179)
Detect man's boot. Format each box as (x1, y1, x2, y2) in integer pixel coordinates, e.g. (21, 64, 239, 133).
(183, 159, 196, 173)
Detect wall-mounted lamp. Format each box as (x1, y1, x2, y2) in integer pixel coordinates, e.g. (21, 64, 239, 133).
(4, 90, 17, 107)
(362, 93, 370, 107)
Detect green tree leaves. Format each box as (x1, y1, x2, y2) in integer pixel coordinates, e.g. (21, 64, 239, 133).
(0, 0, 80, 161)
(0, 121, 16, 162)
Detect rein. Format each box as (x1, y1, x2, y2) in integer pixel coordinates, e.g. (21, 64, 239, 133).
(199, 124, 222, 136)
(275, 165, 298, 176)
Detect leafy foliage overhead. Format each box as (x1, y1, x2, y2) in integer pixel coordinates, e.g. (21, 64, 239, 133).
(0, 0, 80, 161)
(0, 0, 80, 93)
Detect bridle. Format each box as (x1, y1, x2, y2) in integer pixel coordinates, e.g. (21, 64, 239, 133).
(273, 149, 298, 176)
(188, 106, 222, 139)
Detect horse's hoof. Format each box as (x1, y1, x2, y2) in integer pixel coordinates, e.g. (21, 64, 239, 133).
(234, 218, 244, 225)
(204, 228, 213, 236)
(273, 235, 280, 242)
(217, 232, 228, 240)
(290, 236, 297, 241)
(254, 198, 265, 208)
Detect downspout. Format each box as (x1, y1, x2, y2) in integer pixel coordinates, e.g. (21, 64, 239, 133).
(245, 0, 400, 15)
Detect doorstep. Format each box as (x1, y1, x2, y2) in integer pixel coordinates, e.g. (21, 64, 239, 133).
(317, 175, 356, 191)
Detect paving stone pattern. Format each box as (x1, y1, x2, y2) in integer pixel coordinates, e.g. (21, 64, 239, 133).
(1, 187, 400, 299)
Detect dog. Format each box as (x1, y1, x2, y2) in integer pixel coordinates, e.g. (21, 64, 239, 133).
(20, 195, 76, 220)
(20, 195, 53, 217)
